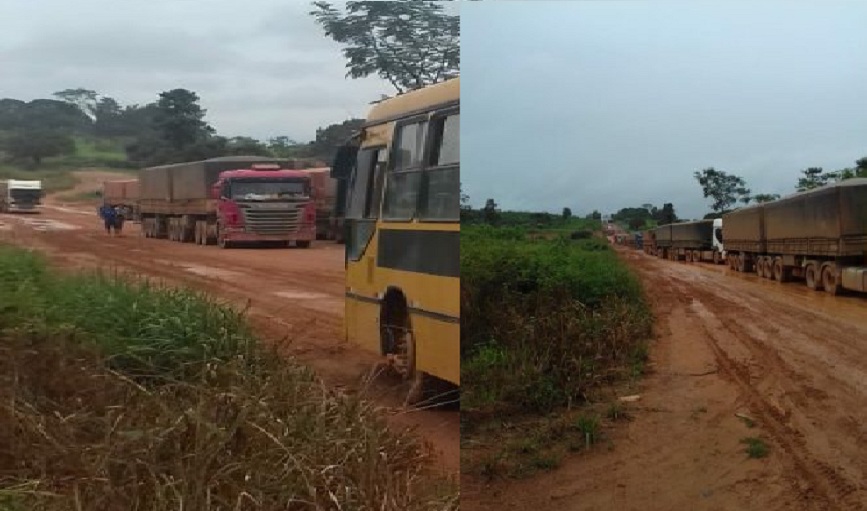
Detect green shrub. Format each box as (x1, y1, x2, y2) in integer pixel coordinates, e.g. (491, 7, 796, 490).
(461, 225, 652, 414)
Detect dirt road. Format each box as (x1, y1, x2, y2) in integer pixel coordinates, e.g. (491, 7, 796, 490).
(0, 171, 458, 475)
(463, 246, 867, 510)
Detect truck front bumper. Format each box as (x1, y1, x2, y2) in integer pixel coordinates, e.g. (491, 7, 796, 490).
(223, 225, 316, 242)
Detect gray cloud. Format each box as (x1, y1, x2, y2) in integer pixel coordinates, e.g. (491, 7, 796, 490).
(461, 1, 867, 220)
(0, 0, 397, 142)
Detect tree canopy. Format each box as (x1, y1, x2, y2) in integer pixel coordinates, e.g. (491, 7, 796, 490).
(310, 0, 460, 93)
(694, 167, 751, 212)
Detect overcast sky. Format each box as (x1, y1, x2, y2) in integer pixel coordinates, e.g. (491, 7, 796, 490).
(462, 1, 867, 220)
(0, 0, 457, 143)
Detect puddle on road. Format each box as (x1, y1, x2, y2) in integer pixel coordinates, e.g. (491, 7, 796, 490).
(16, 218, 80, 231)
(181, 264, 245, 280)
(273, 290, 331, 300)
(271, 289, 343, 314)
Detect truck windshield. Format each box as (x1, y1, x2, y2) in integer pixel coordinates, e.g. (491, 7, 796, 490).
(10, 189, 41, 201)
(229, 179, 308, 201)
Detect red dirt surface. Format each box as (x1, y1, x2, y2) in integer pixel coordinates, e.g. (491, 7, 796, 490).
(0, 171, 458, 476)
(463, 245, 867, 510)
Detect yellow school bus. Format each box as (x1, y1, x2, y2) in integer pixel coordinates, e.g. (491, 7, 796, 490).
(332, 77, 459, 403)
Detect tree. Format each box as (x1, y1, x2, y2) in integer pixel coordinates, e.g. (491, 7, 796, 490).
(310, 1, 460, 93)
(653, 203, 678, 224)
(482, 198, 499, 225)
(628, 217, 645, 230)
(694, 167, 750, 212)
(53, 88, 99, 119)
(796, 167, 833, 192)
(307, 118, 365, 161)
(21, 99, 91, 133)
(562, 207, 572, 220)
(92, 96, 124, 137)
(753, 193, 780, 203)
(224, 136, 271, 156)
(268, 136, 303, 158)
(154, 89, 214, 150)
(3, 130, 75, 166)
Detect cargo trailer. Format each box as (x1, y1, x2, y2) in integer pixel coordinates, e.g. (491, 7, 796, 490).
(723, 178, 867, 294)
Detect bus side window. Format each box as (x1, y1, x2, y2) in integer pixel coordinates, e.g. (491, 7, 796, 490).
(364, 149, 387, 219)
(383, 120, 426, 220)
(346, 149, 375, 220)
(422, 112, 459, 220)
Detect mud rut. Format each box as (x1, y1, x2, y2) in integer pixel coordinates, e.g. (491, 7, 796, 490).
(463, 246, 867, 511)
(0, 174, 458, 475)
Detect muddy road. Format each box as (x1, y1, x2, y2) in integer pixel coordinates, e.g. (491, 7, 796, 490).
(464, 246, 867, 510)
(0, 172, 458, 475)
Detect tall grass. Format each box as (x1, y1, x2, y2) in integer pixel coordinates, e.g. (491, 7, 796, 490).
(0, 246, 456, 510)
(461, 225, 652, 415)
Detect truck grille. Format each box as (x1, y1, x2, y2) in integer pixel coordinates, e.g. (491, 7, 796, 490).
(240, 203, 303, 235)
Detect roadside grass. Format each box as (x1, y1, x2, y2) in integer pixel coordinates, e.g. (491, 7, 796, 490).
(741, 437, 770, 459)
(461, 224, 653, 478)
(0, 246, 457, 510)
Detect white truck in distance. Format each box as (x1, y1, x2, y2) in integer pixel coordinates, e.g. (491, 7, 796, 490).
(0, 179, 43, 213)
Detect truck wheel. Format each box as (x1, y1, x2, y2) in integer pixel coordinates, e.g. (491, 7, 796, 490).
(805, 263, 823, 291)
(713, 251, 720, 265)
(821, 265, 840, 295)
(736, 255, 746, 273)
(762, 258, 772, 279)
(773, 259, 784, 282)
(296, 240, 311, 249)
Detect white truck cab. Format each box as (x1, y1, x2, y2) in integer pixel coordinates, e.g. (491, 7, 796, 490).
(0, 179, 43, 213)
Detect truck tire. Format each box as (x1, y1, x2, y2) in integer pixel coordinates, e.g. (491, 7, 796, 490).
(772, 259, 784, 282)
(736, 255, 746, 273)
(821, 265, 840, 295)
(296, 240, 311, 249)
(805, 263, 822, 291)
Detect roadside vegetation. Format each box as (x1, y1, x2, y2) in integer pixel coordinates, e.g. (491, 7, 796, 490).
(0, 246, 457, 510)
(461, 198, 653, 479)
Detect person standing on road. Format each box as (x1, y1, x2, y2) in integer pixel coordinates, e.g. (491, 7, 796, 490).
(99, 203, 118, 236)
(113, 205, 125, 236)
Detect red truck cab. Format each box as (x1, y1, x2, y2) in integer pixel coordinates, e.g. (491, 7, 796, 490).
(211, 166, 316, 247)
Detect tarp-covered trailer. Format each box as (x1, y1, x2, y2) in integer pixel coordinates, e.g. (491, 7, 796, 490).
(724, 178, 867, 294)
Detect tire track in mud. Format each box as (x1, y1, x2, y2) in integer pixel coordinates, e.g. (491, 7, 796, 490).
(645, 260, 866, 510)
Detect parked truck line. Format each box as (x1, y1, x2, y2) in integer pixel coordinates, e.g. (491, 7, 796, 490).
(137, 156, 316, 249)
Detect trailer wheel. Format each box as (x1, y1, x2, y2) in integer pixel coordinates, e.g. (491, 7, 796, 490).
(713, 251, 721, 265)
(805, 263, 822, 291)
(821, 265, 840, 295)
(736, 255, 746, 273)
(684, 251, 692, 263)
(772, 259, 784, 282)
